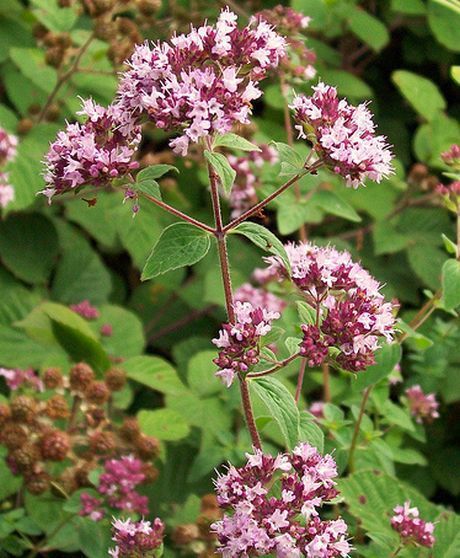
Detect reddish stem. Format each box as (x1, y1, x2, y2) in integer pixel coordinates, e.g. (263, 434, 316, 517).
(247, 352, 301, 379)
(295, 358, 307, 404)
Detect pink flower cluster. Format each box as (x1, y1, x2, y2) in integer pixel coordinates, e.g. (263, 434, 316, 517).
(405, 385, 439, 424)
(116, 8, 286, 155)
(0, 367, 43, 392)
(256, 5, 316, 81)
(42, 100, 140, 201)
(0, 127, 18, 209)
(291, 83, 393, 187)
(390, 501, 435, 548)
(109, 517, 164, 558)
(262, 242, 396, 372)
(235, 282, 286, 315)
(441, 143, 460, 168)
(213, 300, 280, 387)
(80, 455, 148, 518)
(70, 299, 100, 320)
(212, 443, 351, 557)
(228, 144, 279, 217)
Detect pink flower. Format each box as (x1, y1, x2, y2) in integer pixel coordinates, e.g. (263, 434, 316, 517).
(79, 493, 104, 521)
(100, 323, 113, 337)
(0, 367, 43, 391)
(213, 301, 280, 387)
(0, 128, 18, 166)
(0, 173, 14, 209)
(212, 443, 351, 557)
(441, 144, 460, 168)
(291, 83, 393, 187)
(42, 100, 140, 200)
(261, 242, 397, 372)
(70, 300, 100, 320)
(405, 385, 439, 424)
(116, 8, 286, 155)
(235, 282, 286, 315)
(391, 501, 435, 548)
(309, 401, 325, 420)
(109, 517, 164, 558)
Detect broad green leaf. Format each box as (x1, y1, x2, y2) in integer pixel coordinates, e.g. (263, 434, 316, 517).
(391, 0, 426, 14)
(214, 133, 261, 152)
(187, 350, 222, 397)
(31, 0, 78, 32)
(392, 70, 446, 121)
(311, 190, 361, 222)
(9, 48, 58, 94)
(320, 69, 373, 99)
(441, 259, 460, 311)
(277, 201, 323, 235)
(382, 400, 415, 432)
(373, 222, 409, 255)
(0, 213, 59, 284)
(272, 142, 305, 177)
(136, 165, 178, 200)
(138, 408, 190, 441)
(428, 0, 460, 52)
(408, 244, 447, 289)
(452, 66, 460, 85)
(204, 151, 236, 194)
(251, 377, 300, 449)
(232, 222, 291, 272)
(123, 355, 185, 395)
(348, 8, 390, 52)
(142, 223, 212, 280)
(298, 411, 324, 452)
(352, 344, 402, 390)
(74, 517, 113, 558)
(433, 510, 460, 558)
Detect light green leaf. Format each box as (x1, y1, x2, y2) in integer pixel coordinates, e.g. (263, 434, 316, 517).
(352, 344, 402, 390)
(392, 70, 446, 121)
(391, 0, 426, 14)
(31, 0, 78, 32)
(452, 66, 460, 85)
(433, 511, 460, 558)
(251, 377, 300, 449)
(204, 151, 236, 194)
(142, 223, 212, 280)
(138, 408, 190, 441)
(214, 133, 261, 152)
(9, 47, 58, 94)
(91, 305, 145, 358)
(319, 69, 373, 99)
(311, 190, 361, 222)
(277, 201, 323, 235)
(187, 350, 221, 397)
(298, 411, 324, 452)
(232, 222, 291, 272)
(123, 355, 185, 395)
(348, 8, 390, 52)
(136, 165, 179, 200)
(428, 0, 460, 52)
(441, 259, 460, 311)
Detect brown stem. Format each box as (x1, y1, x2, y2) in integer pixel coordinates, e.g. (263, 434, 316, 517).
(37, 33, 95, 124)
(239, 377, 262, 450)
(140, 191, 215, 234)
(347, 386, 372, 473)
(295, 358, 307, 404)
(322, 362, 331, 403)
(247, 352, 301, 379)
(399, 290, 441, 343)
(390, 544, 403, 558)
(224, 163, 321, 232)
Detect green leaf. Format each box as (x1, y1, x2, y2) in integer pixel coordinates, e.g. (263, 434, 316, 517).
(277, 201, 323, 235)
(272, 142, 305, 177)
(352, 344, 402, 390)
(75, 517, 113, 558)
(348, 8, 390, 52)
(214, 133, 261, 152)
(187, 350, 222, 397)
(123, 355, 185, 395)
(433, 511, 460, 558)
(298, 411, 324, 452)
(91, 305, 145, 358)
(452, 66, 460, 85)
(0, 213, 59, 284)
(441, 259, 460, 311)
(391, 0, 426, 14)
(373, 222, 409, 255)
(311, 190, 361, 222)
(251, 377, 300, 449)
(136, 165, 179, 200)
(232, 222, 291, 272)
(428, 0, 460, 52)
(319, 69, 373, 99)
(204, 151, 236, 194)
(31, 0, 78, 32)
(9, 48, 58, 94)
(382, 400, 415, 432)
(138, 408, 190, 441)
(142, 223, 212, 280)
(392, 70, 446, 121)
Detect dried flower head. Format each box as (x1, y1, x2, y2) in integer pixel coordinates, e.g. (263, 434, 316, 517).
(291, 82, 393, 187)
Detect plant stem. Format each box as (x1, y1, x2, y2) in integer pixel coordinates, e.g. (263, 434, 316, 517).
(37, 33, 95, 124)
(140, 191, 215, 234)
(295, 358, 307, 404)
(224, 162, 322, 233)
(67, 395, 81, 432)
(390, 544, 403, 557)
(206, 153, 261, 450)
(247, 352, 301, 379)
(347, 386, 372, 473)
(322, 362, 331, 403)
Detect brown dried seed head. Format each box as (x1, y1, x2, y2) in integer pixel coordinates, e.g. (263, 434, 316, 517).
(70, 362, 95, 391)
(172, 524, 200, 545)
(10, 444, 41, 472)
(40, 430, 71, 461)
(1, 423, 28, 449)
(135, 434, 160, 459)
(105, 367, 126, 391)
(42, 367, 64, 389)
(119, 417, 140, 441)
(44, 395, 70, 419)
(25, 470, 51, 495)
(0, 404, 11, 425)
(10, 395, 37, 424)
(89, 431, 116, 455)
(84, 380, 110, 405)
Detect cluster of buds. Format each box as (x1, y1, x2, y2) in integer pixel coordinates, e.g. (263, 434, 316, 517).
(390, 501, 435, 548)
(291, 82, 393, 187)
(404, 385, 439, 424)
(212, 301, 280, 387)
(435, 146, 460, 212)
(116, 8, 286, 155)
(42, 99, 141, 201)
(172, 494, 222, 557)
(0, 367, 43, 391)
(69, 299, 113, 336)
(212, 443, 351, 557)
(32, 26, 73, 69)
(227, 144, 279, 217)
(441, 144, 460, 170)
(255, 5, 316, 82)
(0, 362, 160, 502)
(80, 454, 156, 519)
(0, 127, 18, 209)
(109, 517, 164, 558)
(261, 242, 397, 372)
